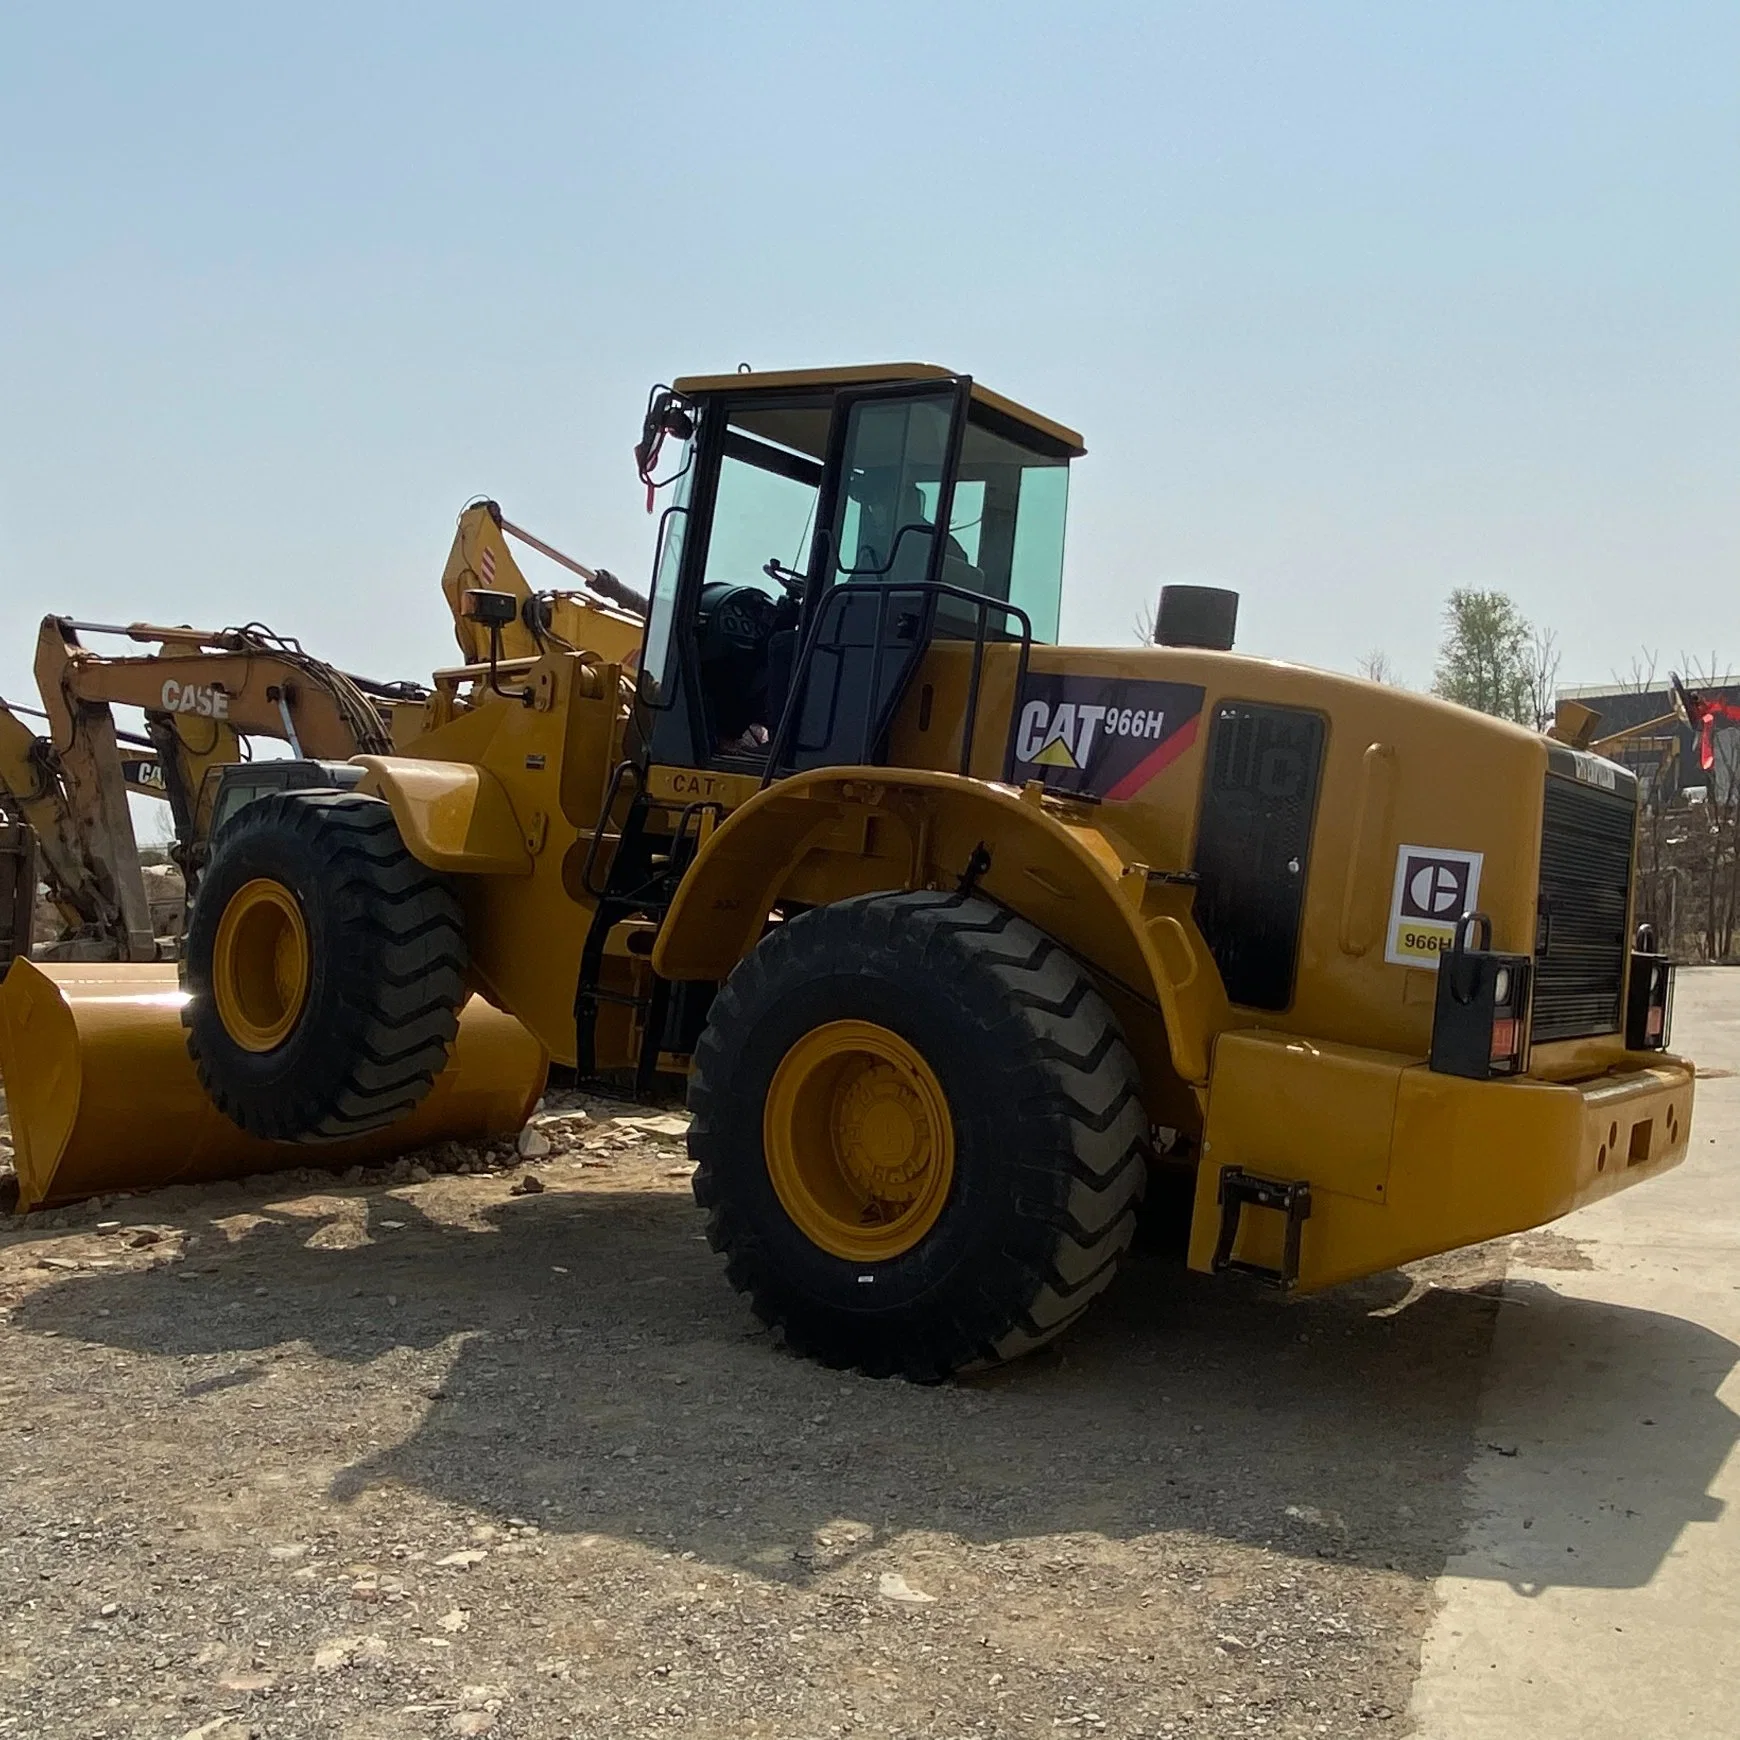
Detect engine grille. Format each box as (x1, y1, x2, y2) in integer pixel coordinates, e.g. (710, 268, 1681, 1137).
(1532, 775, 1636, 1042)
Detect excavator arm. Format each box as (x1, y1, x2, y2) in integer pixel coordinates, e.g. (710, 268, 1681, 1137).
(1, 617, 420, 961)
(0, 690, 143, 953)
(35, 617, 409, 859)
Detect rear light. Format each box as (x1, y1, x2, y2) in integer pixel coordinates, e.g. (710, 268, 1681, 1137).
(1625, 926, 1674, 1051)
(1430, 912, 1533, 1080)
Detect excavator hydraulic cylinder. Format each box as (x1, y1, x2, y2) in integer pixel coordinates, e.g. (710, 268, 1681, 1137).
(0, 961, 548, 1211)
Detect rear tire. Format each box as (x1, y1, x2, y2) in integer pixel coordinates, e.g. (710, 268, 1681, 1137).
(183, 791, 467, 1143)
(688, 891, 1148, 1379)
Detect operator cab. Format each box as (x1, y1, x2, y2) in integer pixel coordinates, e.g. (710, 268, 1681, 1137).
(632, 365, 1082, 776)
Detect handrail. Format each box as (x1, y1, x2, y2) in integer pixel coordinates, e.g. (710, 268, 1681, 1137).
(580, 759, 641, 898)
(762, 580, 1034, 789)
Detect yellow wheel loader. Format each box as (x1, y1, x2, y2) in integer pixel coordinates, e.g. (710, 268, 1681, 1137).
(154, 364, 1688, 1378)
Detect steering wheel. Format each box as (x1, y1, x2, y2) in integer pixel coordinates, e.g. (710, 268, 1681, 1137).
(762, 559, 808, 600)
(697, 582, 778, 664)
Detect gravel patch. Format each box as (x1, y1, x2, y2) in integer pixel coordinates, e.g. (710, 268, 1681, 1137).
(0, 1089, 1507, 1737)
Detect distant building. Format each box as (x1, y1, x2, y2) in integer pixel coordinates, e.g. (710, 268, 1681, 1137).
(1558, 681, 1740, 804)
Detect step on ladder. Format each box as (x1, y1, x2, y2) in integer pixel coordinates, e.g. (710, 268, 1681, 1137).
(572, 762, 719, 1096)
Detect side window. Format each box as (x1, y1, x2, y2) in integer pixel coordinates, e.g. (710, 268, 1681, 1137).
(932, 418, 1069, 643)
(636, 451, 692, 707)
(1007, 464, 1068, 643)
(704, 443, 819, 600)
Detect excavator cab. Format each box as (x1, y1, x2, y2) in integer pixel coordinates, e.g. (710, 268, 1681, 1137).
(189, 759, 367, 888)
(632, 366, 1082, 779)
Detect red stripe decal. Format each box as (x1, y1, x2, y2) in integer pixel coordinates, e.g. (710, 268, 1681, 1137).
(1103, 714, 1200, 802)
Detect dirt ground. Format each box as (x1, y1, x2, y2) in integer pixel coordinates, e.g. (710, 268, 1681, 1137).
(0, 1090, 1528, 1740)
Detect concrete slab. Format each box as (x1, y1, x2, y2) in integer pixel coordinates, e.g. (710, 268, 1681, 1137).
(1411, 967, 1740, 1737)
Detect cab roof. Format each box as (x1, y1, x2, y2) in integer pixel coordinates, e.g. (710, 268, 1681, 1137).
(669, 362, 1086, 459)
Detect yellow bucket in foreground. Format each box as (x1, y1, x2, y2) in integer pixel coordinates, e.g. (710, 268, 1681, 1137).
(0, 960, 549, 1211)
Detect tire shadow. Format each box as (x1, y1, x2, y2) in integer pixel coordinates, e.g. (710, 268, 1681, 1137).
(11, 1180, 1736, 1594)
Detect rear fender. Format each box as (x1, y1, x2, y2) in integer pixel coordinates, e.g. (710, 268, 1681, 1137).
(650, 767, 1228, 1092)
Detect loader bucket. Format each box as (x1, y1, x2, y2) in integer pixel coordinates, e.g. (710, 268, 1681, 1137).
(0, 960, 548, 1211)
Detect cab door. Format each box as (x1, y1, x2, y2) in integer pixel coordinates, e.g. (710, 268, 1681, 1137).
(772, 378, 971, 774)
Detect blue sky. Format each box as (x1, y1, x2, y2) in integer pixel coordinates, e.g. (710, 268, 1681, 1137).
(3, 1, 1736, 744)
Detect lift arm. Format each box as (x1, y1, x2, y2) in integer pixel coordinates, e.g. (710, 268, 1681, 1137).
(441, 500, 645, 666)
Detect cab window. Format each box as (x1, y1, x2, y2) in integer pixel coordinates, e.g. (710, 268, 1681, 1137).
(931, 417, 1068, 644)
(704, 431, 821, 598)
(690, 409, 825, 756)
(827, 393, 956, 590)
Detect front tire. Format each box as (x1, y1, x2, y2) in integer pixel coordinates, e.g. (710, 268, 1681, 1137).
(688, 892, 1148, 1379)
(183, 791, 467, 1143)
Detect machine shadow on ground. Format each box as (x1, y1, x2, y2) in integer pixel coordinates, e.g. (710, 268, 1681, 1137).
(13, 1179, 1738, 1597)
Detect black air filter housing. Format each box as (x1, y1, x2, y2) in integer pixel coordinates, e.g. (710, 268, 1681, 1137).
(1155, 585, 1239, 651)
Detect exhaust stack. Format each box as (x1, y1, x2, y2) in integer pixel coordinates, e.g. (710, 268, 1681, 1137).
(1155, 585, 1239, 651)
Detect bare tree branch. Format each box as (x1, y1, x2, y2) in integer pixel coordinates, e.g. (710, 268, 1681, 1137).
(1524, 626, 1561, 732)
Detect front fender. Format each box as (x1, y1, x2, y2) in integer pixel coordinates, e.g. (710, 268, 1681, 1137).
(650, 767, 1227, 1088)
(352, 755, 532, 876)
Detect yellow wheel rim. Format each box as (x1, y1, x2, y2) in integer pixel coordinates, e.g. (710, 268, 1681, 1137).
(763, 1019, 956, 1262)
(211, 877, 311, 1053)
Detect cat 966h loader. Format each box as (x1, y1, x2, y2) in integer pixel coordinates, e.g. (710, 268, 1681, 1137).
(129, 364, 1689, 1378)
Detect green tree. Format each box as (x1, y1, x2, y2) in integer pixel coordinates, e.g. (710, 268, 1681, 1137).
(1432, 589, 1542, 725)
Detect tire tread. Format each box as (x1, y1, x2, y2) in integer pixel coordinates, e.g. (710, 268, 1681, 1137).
(183, 791, 467, 1143)
(688, 891, 1147, 1380)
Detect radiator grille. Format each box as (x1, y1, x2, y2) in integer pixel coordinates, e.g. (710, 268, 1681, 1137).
(1532, 776, 1635, 1042)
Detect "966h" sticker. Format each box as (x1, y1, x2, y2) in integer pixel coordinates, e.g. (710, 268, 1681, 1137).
(1384, 844, 1485, 968)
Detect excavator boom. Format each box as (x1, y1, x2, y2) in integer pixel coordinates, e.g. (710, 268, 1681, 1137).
(34, 616, 415, 859)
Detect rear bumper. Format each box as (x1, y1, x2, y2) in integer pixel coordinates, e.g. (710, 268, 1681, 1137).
(1187, 1029, 1695, 1290)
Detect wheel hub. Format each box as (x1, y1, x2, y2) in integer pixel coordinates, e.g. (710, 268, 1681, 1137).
(834, 1061, 934, 1209)
(211, 877, 310, 1053)
(764, 1020, 955, 1260)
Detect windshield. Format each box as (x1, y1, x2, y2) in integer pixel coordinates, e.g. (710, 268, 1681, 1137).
(703, 425, 822, 601)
